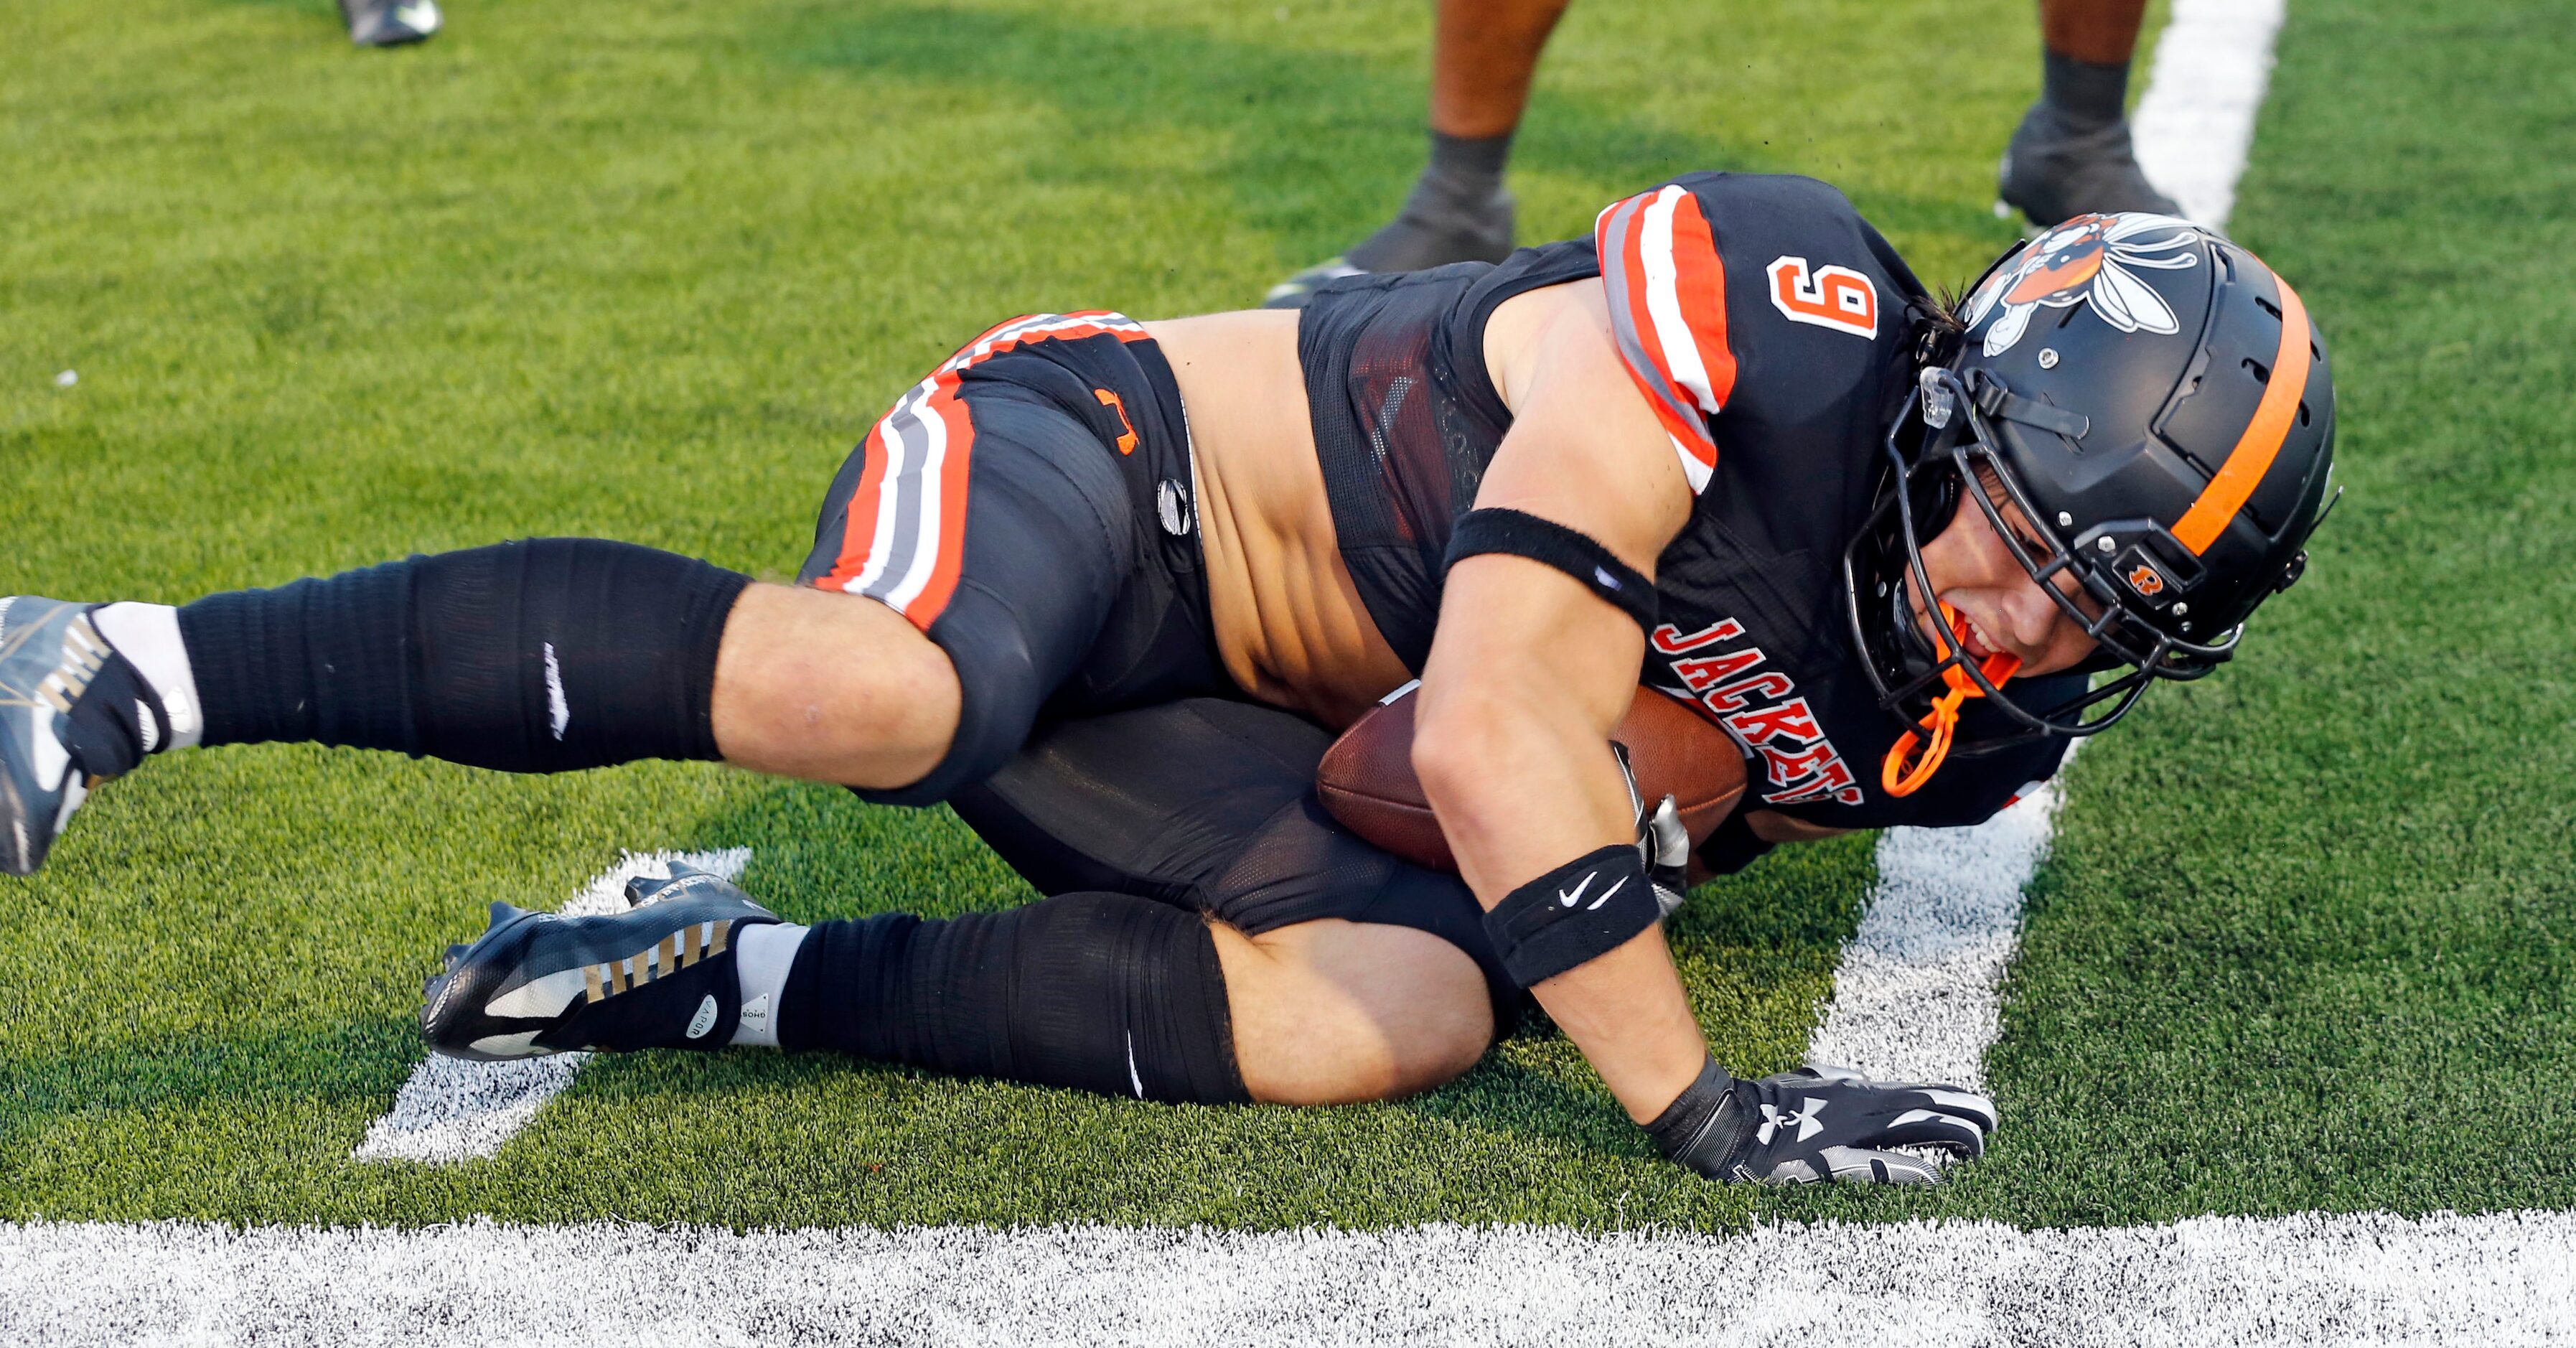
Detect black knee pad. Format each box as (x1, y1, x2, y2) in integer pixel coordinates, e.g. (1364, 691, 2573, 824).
(180, 538, 752, 771)
(777, 891, 1248, 1105)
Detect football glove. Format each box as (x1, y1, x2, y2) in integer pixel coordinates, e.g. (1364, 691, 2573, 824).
(1646, 1056, 1997, 1184)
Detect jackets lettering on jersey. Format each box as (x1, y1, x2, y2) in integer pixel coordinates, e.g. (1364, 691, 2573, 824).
(1651, 619, 1865, 807)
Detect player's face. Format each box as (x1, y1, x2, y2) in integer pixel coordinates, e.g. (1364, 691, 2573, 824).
(1908, 469, 2104, 677)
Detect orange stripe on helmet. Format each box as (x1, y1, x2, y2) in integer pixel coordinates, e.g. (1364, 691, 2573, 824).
(2171, 276, 2311, 556)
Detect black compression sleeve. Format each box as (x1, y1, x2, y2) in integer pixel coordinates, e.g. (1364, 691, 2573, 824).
(776, 891, 1250, 1105)
(1443, 508, 1657, 632)
(178, 539, 751, 770)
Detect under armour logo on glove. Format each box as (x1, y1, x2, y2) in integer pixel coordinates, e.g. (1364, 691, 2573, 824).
(1757, 1096, 1828, 1146)
(1649, 1059, 1998, 1186)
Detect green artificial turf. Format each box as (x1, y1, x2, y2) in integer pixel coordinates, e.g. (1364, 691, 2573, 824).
(2, 0, 2570, 1231)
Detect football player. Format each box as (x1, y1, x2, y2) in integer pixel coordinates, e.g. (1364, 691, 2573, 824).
(2, 179, 2333, 1186)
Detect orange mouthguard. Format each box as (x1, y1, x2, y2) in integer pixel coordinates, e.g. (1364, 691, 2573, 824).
(1881, 602, 2020, 798)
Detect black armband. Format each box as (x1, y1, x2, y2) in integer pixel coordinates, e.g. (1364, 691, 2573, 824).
(1444, 508, 1657, 633)
(1481, 843, 1664, 988)
(1695, 808, 1777, 876)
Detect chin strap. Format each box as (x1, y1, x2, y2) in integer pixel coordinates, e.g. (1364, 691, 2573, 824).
(1881, 602, 2020, 797)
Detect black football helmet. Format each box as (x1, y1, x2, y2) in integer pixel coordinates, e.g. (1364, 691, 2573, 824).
(1843, 212, 2340, 762)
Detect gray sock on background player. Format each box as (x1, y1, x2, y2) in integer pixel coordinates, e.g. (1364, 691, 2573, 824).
(1265, 129, 1517, 308)
(1997, 48, 2183, 225)
(1344, 130, 1518, 272)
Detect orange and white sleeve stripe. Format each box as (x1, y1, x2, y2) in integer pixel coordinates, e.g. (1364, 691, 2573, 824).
(1594, 184, 1738, 495)
(813, 311, 1148, 628)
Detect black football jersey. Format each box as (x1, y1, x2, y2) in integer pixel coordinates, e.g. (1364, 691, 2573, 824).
(1297, 172, 2073, 831)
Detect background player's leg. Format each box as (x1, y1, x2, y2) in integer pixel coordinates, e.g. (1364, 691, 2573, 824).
(1998, 0, 2182, 225)
(1265, 0, 1570, 306)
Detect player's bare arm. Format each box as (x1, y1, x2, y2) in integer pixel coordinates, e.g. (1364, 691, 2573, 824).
(1413, 281, 1707, 1122)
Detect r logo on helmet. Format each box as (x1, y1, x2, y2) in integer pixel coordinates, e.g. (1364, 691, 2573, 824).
(2125, 563, 2168, 599)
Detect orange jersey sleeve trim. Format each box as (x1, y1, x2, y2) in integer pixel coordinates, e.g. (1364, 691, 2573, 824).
(1594, 184, 1738, 494)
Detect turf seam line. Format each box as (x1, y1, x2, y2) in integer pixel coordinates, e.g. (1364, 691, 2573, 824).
(350, 848, 752, 1166)
(2131, 0, 2290, 229)
(4, 1213, 2572, 1347)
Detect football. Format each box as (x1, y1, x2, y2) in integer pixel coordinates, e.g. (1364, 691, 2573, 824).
(1316, 680, 1748, 873)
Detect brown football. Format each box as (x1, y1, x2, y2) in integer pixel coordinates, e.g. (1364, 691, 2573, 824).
(1317, 681, 1748, 874)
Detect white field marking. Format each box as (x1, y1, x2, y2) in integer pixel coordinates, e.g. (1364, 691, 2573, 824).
(2132, 0, 2291, 230)
(351, 848, 751, 1166)
(5, 1213, 2575, 1347)
(1804, 752, 2074, 1091)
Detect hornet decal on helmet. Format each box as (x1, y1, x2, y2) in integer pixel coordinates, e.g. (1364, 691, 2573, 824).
(1964, 212, 2203, 357)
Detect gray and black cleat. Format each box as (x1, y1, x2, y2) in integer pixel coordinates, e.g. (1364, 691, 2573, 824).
(0, 596, 150, 876)
(1996, 104, 2183, 228)
(339, 0, 441, 47)
(421, 864, 780, 1060)
(1263, 187, 1514, 309)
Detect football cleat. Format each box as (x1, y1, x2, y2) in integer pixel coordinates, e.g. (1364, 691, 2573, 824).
(1995, 104, 2182, 228)
(1653, 1060, 1998, 1185)
(0, 597, 119, 876)
(340, 0, 441, 47)
(422, 863, 780, 1060)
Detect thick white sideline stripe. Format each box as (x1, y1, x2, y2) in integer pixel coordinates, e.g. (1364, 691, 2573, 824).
(2132, 0, 2290, 230)
(4, 1212, 2572, 1347)
(351, 848, 751, 1166)
(1804, 767, 2071, 1091)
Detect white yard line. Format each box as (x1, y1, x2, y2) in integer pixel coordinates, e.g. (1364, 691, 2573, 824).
(350, 848, 751, 1166)
(1802, 772, 2071, 1090)
(4, 1212, 2572, 1348)
(2132, 0, 2292, 230)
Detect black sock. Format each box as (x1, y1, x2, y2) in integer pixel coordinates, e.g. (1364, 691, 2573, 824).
(2040, 47, 2134, 131)
(1345, 129, 1517, 271)
(776, 891, 1248, 1105)
(175, 539, 752, 772)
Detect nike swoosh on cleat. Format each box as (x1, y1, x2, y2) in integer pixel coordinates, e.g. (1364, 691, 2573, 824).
(393, 0, 439, 31)
(482, 966, 590, 1020)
